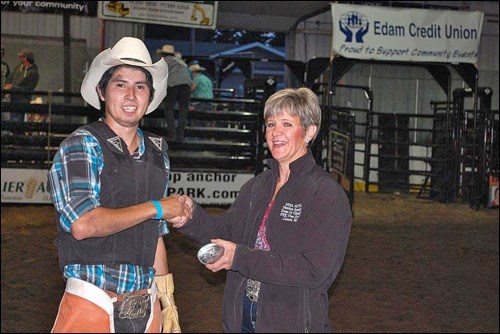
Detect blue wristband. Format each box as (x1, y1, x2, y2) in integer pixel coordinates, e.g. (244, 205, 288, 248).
(150, 200, 163, 220)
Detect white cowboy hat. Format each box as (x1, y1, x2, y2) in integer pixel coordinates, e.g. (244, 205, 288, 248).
(81, 37, 169, 115)
(156, 44, 175, 55)
(189, 63, 206, 72)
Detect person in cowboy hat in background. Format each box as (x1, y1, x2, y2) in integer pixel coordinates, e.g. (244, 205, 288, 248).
(48, 37, 191, 333)
(1, 45, 11, 126)
(3, 47, 39, 122)
(189, 62, 213, 111)
(1, 44, 10, 95)
(157, 44, 192, 141)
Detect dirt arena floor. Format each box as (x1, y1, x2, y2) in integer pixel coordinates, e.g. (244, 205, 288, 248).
(1, 192, 499, 333)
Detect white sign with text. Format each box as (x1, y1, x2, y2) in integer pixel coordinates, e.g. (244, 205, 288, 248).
(1, 168, 253, 205)
(98, 1, 218, 30)
(331, 3, 484, 63)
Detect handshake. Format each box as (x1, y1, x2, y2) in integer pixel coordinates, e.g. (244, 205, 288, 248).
(151, 194, 194, 228)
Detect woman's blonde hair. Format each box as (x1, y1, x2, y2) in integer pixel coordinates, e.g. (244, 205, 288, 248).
(264, 87, 321, 142)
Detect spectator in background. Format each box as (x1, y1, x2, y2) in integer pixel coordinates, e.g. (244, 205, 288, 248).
(189, 63, 213, 111)
(1, 45, 11, 127)
(4, 48, 39, 122)
(1, 45, 10, 95)
(157, 44, 192, 141)
(187, 59, 199, 80)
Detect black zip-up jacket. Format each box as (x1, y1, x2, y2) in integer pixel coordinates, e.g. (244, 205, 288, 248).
(179, 152, 352, 332)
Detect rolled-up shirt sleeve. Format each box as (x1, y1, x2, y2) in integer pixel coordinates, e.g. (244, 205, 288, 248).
(48, 130, 102, 232)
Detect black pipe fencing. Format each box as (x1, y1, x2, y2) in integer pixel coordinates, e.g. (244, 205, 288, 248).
(4, 85, 496, 209)
(322, 84, 498, 210)
(450, 87, 498, 209)
(1, 90, 265, 174)
(327, 110, 356, 208)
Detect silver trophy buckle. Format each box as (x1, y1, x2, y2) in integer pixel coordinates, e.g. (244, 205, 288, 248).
(118, 294, 150, 319)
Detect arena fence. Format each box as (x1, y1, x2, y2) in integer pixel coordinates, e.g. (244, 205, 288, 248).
(1, 91, 263, 170)
(450, 87, 498, 210)
(326, 92, 499, 209)
(306, 56, 500, 210)
(1, 87, 357, 207)
(6, 81, 496, 210)
(1, 90, 264, 205)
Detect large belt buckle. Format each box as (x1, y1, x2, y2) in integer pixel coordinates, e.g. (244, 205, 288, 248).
(118, 294, 150, 319)
(246, 279, 261, 303)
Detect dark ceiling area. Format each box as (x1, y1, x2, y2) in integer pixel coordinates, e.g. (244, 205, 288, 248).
(215, 1, 498, 33)
(216, 1, 332, 32)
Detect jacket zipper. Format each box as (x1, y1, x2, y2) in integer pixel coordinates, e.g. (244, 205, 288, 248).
(303, 288, 310, 332)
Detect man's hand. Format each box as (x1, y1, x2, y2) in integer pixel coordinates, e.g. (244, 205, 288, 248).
(168, 195, 193, 228)
(158, 195, 192, 221)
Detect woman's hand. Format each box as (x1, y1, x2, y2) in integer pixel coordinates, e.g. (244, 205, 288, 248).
(168, 195, 194, 228)
(205, 239, 236, 272)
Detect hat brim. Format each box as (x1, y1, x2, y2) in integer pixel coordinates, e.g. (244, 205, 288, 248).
(81, 48, 169, 115)
(156, 49, 174, 55)
(190, 65, 206, 72)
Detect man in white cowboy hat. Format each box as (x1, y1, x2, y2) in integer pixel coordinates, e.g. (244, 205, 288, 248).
(188, 62, 214, 117)
(189, 63, 213, 101)
(157, 44, 192, 141)
(48, 37, 190, 333)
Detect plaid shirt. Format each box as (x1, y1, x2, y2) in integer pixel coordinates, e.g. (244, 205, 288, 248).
(48, 125, 170, 294)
